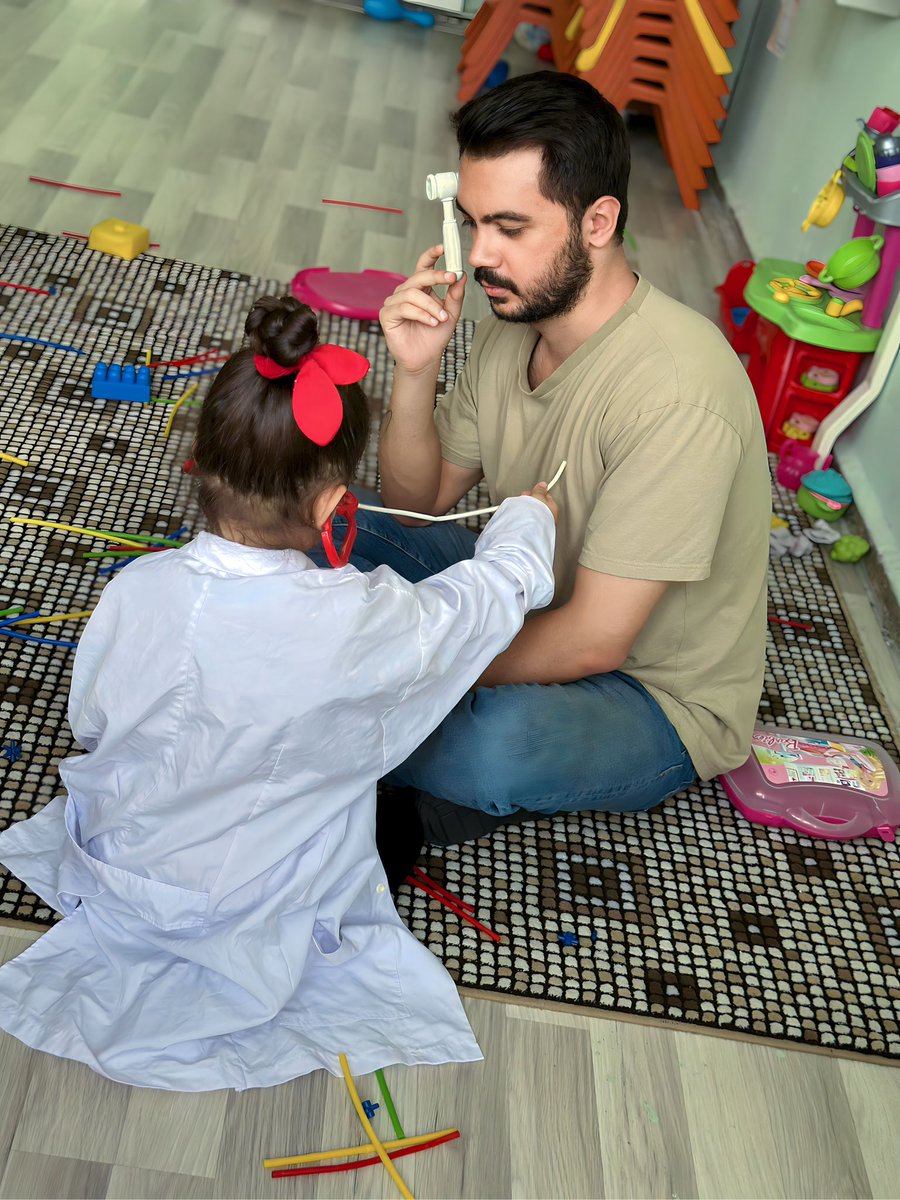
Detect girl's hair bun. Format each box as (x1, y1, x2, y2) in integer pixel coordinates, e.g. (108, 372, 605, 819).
(245, 295, 318, 367)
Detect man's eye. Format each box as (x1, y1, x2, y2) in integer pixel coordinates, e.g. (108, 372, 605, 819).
(500, 228, 523, 237)
(460, 217, 475, 229)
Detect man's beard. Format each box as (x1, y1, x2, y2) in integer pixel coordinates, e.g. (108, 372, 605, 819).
(474, 221, 593, 324)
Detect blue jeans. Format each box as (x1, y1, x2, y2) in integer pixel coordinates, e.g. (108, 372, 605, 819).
(311, 491, 697, 817)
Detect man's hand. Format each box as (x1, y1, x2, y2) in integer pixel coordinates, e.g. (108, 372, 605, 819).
(379, 246, 467, 378)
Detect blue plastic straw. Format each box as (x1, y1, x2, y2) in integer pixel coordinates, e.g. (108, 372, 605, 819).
(0, 609, 42, 628)
(0, 333, 84, 355)
(0, 628, 77, 650)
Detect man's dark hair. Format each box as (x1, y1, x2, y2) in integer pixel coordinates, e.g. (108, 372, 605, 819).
(451, 71, 630, 243)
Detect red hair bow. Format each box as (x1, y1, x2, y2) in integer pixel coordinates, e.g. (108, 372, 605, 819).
(254, 345, 369, 446)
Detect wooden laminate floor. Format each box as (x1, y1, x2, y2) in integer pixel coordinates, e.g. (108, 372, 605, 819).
(0, 2, 898, 1197)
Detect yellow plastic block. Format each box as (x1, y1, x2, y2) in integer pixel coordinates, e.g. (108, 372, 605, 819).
(88, 218, 150, 261)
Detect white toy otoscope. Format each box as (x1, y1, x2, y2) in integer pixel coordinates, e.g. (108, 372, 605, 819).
(425, 172, 463, 280)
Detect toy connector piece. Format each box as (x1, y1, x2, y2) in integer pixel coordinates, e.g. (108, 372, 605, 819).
(88, 219, 150, 261)
(91, 361, 152, 403)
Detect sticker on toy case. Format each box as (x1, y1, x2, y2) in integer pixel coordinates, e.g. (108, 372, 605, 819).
(750, 733, 888, 796)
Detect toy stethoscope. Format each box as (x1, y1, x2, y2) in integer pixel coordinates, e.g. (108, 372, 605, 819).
(321, 460, 568, 568)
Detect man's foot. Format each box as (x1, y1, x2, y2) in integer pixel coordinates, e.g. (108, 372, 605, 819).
(415, 792, 537, 847)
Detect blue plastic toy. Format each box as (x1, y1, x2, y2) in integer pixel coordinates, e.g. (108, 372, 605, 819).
(479, 60, 509, 95)
(91, 362, 152, 403)
(362, 1099, 380, 1118)
(363, 0, 435, 27)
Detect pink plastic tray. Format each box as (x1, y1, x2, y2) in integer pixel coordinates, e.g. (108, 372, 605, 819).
(290, 267, 406, 321)
(720, 726, 900, 842)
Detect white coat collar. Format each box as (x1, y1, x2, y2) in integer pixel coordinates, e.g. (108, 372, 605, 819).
(184, 531, 316, 577)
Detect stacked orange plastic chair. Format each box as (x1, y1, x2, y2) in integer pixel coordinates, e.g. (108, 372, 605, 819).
(456, 0, 738, 210)
(457, 1, 556, 104)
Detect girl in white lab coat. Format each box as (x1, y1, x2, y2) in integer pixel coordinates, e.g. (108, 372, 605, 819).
(0, 295, 557, 1091)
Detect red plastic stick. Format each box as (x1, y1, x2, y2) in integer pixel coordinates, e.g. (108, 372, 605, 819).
(30, 175, 122, 197)
(408, 876, 501, 943)
(271, 1131, 460, 1178)
(0, 281, 53, 296)
(768, 616, 815, 632)
(321, 199, 404, 214)
(149, 352, 229, 369)
(412, 866, 475, 914)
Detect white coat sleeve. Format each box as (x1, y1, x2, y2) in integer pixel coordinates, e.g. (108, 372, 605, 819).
(379, 495, 556, 773)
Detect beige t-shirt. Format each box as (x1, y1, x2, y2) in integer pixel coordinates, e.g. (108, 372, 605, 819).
(434, 276, 771, 780)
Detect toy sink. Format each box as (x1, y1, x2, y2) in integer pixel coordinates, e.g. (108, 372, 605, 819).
(720, 727, 900, 841)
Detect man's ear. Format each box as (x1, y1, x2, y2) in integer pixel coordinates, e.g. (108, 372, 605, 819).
(583, 196, 622, 250)
(313, 483, 350, 532)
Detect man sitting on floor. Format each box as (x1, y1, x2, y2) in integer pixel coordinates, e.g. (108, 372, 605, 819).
(344, 71, 770, 845)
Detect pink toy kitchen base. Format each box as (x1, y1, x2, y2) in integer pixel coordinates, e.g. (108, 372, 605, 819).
(720, 727, 900, 842)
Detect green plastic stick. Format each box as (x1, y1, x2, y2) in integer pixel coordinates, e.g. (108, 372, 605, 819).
(0, 606, 24, 619)
(84, 529, 185, 548)
(374, 1068, 405, 1139)
(82, 550, 150, 560)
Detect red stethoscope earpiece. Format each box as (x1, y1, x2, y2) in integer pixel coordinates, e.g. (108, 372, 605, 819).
(321, 491, 358, 568)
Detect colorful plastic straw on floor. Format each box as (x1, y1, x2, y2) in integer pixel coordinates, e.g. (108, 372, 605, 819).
(0, 630, 79, 650)
(163, 382, 199, 439)
(0, 609, 80, 650)
(2, 610, 93, 627)
(0, 608, 93, 652)
(271, 1131, 460, 1178)
(149, 351, 229, 369)
(5, 517, 185, 548)
(0, 451, 30, 467)
(264, 1128, 459, 1170)
(339, 1053, 414, 1199)
(264, 1062, 460, 1185)
(0, 610, 41, 628)
(0, 333, 83, 355)
(407, 870, 501, 943)
(375, 1066, 406, 1138)
(0, 281, 54, 296)
(29, 175, 121, 197)
(411, 866, 475, 915)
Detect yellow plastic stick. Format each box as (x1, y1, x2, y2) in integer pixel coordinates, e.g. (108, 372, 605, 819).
(163, 382, 199, 439)
(576, 0, 625, 72)
(684, 0, 732, 75)
(565, 4, 583, 41)
(6, 517, 146, 549)
(145, 348, 151, 367)
(0, 451, 30, 467)
(339, 1053, 413, 1200)
(7, 610, 93, 627)
(263, 1129, 458, 1170)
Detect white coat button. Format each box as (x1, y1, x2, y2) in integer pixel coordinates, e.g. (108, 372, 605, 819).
(376, 884, 386, 894)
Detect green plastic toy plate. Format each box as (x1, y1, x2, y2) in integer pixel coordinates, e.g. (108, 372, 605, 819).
(855, 132, 877, 192)
(744, 259, 883, 351)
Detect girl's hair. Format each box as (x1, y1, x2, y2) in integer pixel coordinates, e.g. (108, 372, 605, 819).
(192, 295, 370, 539)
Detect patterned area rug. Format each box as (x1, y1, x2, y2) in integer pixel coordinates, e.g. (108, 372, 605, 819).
(1, 226, 898, 1062)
